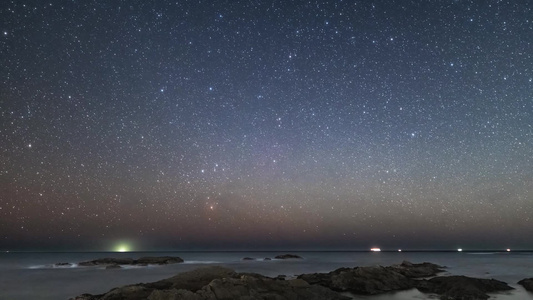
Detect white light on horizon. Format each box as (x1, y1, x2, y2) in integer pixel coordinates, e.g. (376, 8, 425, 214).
(370, 248, 381, 252)
(398, 249, 402, 252)
(507, 248, 511, 252)
(457, 248, 463, 252)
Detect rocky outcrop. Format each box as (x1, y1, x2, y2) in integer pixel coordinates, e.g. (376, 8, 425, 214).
(136, 256, 184, 265)
(518, 278, 533, 292)
(78, 256, 183, 267)
(390, 260, 446, 278)
(71, 262, 517, 300)
(416, 276, 514, 300)
(274, 254, 302, 259)
(298, 261, 445, 295)
(70, 266, 349, 300)
(298, 265, 415, 294)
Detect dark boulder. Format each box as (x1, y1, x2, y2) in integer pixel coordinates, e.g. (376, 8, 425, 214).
(135, 256, 184, 265)
(274, 254, 303, 259)
(389, 261, 445, 278)
(417, 275, 514, 300)
(242, 257, 255, 261)
(518, 278, 533, 292)
(299, 265, 414, 295)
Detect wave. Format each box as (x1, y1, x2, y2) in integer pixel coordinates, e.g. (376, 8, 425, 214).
(183, 260, 221, 264)
(29, 263, 79, 269)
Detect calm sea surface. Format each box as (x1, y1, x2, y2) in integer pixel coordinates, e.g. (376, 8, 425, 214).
(0, 251, 532, 300)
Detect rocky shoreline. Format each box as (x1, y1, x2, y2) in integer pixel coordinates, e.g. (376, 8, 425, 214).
(68, 257, 532, 300)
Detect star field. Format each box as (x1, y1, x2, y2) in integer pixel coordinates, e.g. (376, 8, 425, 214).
(1, 0, 532, 251)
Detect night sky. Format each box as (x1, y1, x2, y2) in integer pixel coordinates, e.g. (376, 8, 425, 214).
(1, 0, 532, 252)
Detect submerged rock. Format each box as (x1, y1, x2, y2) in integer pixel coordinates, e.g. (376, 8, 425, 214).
(518, 278, 533, 292)
(274, 254, 303, 259)
(241, 257, 255, 261)
(55, 262, 72, 267)
(417, 275, 514, 300)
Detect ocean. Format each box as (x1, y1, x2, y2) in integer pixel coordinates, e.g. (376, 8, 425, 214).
(0, 251, 532, 299)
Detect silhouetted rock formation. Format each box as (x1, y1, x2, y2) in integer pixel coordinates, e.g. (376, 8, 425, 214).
(298, 261, 444, 295)
(70, 266, 349, 300)
(274, 254, 302, 259)
(518, 278, 533, 292)
(78, 256, 183, 267)
(70, 261, 516, 300)
(417, 276, 513, 300)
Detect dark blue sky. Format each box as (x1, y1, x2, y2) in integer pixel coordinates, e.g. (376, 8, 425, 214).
(1, 0, 532, 251)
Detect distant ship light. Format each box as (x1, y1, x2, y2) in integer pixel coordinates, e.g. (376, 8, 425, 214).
(370, 248, 381, 252)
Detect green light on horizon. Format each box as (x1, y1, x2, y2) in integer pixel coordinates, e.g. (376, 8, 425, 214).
(114, 243, 131, 252)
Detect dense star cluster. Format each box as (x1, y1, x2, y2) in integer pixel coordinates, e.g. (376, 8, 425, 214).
(1, 0, 532, 251)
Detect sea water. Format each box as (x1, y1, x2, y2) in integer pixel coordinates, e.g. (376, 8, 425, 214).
(0, 251, 532, 300)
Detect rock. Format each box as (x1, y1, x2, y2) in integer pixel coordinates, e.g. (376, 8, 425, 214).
(70, 263, 515, 300)
(70, 266, 349, 300)
(264, 258, 271, 261)
(148, 289, 203, 300)
(390, 261, 445, 278)
(196, 274, 350, 300)
(242, 257, 255, 261)
(150, 266, 237, 292)
(55, 262, 72, 267)
(70, 294, 94, 300)
(297, 261, 445, 295)
(78, 256, 183, 267)
(298, 266, 414, 295)
(105, 264, 121, 270)
(274, 254, 303, 259)
(417, 276, 514, 300)
(136, 256, 184, 265)
(518, 278, 533, 292)
(78, 258, 134, 266)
